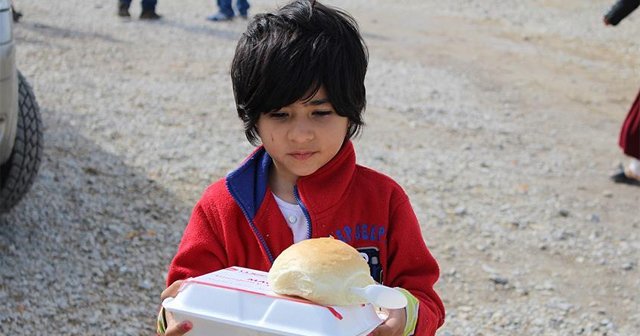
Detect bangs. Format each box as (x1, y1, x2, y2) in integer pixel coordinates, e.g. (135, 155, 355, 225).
(235, 24, 334, 114)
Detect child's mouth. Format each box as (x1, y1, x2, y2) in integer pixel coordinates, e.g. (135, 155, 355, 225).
(290, 152, 315, 160)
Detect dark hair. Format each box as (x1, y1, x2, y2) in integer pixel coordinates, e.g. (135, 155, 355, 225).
(231, 0, 368, 145)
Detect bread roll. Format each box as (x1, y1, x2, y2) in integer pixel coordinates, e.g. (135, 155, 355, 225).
(268, 237, 375, 306)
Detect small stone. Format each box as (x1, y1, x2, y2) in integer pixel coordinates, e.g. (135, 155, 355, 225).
(458, 306, 472, 312)
(489, 275, 509, 285)
(138, 280, 152, 290)
(482, 264, 497, 274)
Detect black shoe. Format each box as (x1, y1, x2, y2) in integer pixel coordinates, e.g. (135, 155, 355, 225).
(140, 9, 162, 20)
(12, 6, 23, 22)
(118, 4, 130, 17)
(610, 166, 640, 186)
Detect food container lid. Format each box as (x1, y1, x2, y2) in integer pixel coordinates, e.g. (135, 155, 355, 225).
(163, 267, 384, 336)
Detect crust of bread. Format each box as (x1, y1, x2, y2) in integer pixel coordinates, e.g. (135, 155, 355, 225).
(267, 237, 375, 306)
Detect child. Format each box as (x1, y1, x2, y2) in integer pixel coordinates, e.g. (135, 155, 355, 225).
(157, 1, 445, 335)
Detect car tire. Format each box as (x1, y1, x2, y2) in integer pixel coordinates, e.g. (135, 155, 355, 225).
(0, 71, 42, 213)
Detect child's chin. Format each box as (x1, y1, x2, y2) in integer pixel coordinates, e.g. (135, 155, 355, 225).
(294, 167, 321, 178)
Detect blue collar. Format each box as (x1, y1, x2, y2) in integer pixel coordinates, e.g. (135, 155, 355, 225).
(225, 146, 271, 220)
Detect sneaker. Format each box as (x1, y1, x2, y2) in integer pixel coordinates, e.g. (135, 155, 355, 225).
(239, 13, 249, 20)
(610, 164, 640, 186)
(118, 4, 130, 17)
(140, 10, 162, 20)
(206, 12, 233, 21)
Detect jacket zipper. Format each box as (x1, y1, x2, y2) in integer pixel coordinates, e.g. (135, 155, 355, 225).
(293, 185, 312, 239)
(226, 182, 275, 264)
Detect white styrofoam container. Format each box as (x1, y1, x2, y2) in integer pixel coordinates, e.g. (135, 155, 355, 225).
(162, 267, 383, 336)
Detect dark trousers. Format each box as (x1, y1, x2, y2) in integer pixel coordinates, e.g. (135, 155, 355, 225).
(120, 0, 157, 11)
(217, 0, 250, 17)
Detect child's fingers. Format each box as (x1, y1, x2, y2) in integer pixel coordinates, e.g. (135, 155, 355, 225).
(159, 281, 187, 335)
(161, 280, 184, 300)
(370, 323, 401, 336)
(164, 321, 192, 336)
(371, 308, 406, 336)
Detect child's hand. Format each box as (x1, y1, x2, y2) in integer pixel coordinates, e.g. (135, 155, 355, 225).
(159, 280, 193, 336)
(161, 320, 192, 336)
(370, 308, 407, 336)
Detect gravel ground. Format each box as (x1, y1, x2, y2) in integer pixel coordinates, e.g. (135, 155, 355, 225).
(1, 0, 639, 335)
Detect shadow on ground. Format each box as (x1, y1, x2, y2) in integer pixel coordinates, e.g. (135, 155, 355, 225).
(0, 108, 190, 334)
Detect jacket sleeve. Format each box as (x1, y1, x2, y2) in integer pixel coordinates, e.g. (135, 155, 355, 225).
(384, 192, 445, 336)
(166, 196, 228, 286)
(604, 0, 640, 25)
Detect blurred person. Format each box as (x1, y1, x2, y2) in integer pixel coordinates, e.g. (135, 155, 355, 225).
(118, 0, 161, 20)
(604, 0, 640, 185)
(206, 0, 250, 21)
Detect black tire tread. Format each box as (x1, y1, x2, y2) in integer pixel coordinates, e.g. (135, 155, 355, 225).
(0, 71, 43, 213)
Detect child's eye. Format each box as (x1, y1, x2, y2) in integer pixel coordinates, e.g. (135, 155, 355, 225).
(268, 111, 288, 119)
(313, 110, 333, 117)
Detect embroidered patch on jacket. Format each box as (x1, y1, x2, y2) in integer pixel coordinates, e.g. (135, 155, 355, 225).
(334, 223, 386, 243)
(357, 247, 383, 283)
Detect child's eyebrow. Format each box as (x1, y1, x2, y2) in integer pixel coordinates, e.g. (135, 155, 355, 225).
(304, 98, 330, 106)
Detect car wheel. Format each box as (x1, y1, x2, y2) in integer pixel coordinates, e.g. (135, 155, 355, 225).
(0, 71, 42, 213)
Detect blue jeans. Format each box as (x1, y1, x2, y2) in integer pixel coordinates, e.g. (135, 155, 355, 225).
(217, 0, 250, 17)
(120, 0, 157, 11)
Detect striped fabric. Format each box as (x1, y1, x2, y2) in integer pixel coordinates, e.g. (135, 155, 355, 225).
(397, 288, 420, 336)
(156, 307, 167, 335)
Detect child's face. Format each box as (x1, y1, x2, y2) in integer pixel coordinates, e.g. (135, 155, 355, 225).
(257, 86, 349, 185)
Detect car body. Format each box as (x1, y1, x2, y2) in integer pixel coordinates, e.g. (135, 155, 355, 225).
(0, 0, 17, 165)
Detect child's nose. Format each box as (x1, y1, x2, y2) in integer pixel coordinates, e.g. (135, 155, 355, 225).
(288, 120, 314, 143)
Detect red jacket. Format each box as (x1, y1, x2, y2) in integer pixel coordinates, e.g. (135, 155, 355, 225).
(167, 141, 445, 334)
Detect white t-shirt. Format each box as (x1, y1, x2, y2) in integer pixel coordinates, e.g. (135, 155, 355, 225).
(273, 193, 308, 243)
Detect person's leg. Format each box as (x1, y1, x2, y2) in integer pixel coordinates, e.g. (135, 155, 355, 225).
(207, 0, 233, 21)
(141, 0, 157, 11)
(236, 0, 250, 17)
(219, 0, 235, 16)
(140, 0, 161, 20)
(118, 0, 132, 17)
